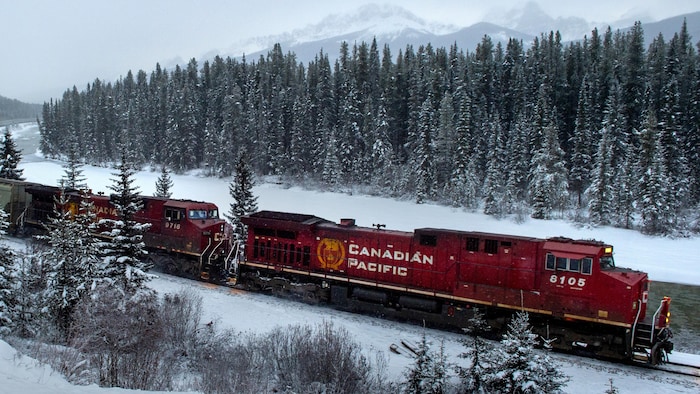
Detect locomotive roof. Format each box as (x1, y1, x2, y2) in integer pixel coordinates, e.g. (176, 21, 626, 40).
(246, 210, 330, 226)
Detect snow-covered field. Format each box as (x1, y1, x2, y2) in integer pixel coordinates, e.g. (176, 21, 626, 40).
(2, 122, 700, 393)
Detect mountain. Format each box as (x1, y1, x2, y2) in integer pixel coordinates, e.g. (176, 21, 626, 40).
(219, 3, 533, 64)
(0, 95, 42, 122)
(618, 11, 700, 47)
(208, 2, 698, 67)
(487, 1, 594, 41)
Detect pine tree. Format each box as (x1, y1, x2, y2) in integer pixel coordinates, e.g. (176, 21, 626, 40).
(225, 151, 258, 242)
(638, 111, 673, 234)
(586, 127, 615, 226)
(529, 115, 569, 219)
(402, 332, 448, 394)
(482, 312, 568, 393)
(0, 209, 17, 335)
(39, 189, 100, 340)
(61, 137, 87, 190)
(456, 308, 492, 393)
(483, 112, 507, 216)
(446, 94, 479, 209)
(154, 166, 174, 198)
(0, 127, 24, 180)
(413, 98, 436, 204)
(100, 152, 152, 294)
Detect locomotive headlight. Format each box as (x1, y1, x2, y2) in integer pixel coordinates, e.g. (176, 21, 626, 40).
(604, 246, 613, 254)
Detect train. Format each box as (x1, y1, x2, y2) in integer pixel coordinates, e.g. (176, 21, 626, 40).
(0, 178, 235, 282)
(0, 178, 674, 365)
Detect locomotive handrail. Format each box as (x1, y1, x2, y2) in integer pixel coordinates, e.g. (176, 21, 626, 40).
(200, 237, 213, 273)
(650, 299, 665, 344)
(630, 298, 643, 352)
(208, 237, 226, 268)
(225, 239, 239, 267)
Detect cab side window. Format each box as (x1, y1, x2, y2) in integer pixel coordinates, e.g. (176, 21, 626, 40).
(545, 253, 593, 275)
(165, 208, 184, 221)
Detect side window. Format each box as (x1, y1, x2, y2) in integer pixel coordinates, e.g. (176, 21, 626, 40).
(582, 258, 593, 275)
(165, 208, 183, 221)
(466, 237, 479, 252)
(545, 253, 593, 275)
(545, 253, 555, 270)
(556, 257, 568, 270)
(484, 239, 498, 254)
(420, 234, 437, 246)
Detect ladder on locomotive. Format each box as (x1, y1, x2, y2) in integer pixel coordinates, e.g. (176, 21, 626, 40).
(631, 297, 673, 364)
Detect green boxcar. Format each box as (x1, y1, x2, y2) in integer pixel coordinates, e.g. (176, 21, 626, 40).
(0, 178, 33, 233)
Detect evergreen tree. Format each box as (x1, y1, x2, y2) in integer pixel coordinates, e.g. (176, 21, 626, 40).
(39, 189, 100, 340)
(402, 332, 448, 394)
(0, 127, 24, 180)
(456, 308, 492, 393)
(226, 151, 258, 242)
(482, 312, 568, 393)
(529, 114, 569, 219)
(61, 137, 87, 190)
(154, 166, 174, 198)
(0, 209, 16, 335)
(100, 152, 152, 294)
(413, 98, 436, 204)
(587, 127, 615, 226)
(445, 94, 479, 209)
(483, 112, 507, 216)
(638, 111, 673, 234)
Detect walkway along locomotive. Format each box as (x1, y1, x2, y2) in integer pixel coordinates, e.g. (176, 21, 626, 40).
(237, 210, 674, 365)
(0, 178, 235, 282)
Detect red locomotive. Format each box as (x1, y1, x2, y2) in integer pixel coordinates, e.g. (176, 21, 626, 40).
(238, 210, 673, 364)
(2, 179, 234, 282)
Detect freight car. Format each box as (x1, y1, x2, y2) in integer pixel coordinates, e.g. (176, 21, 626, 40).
(0, 178, 235, 282)
(238, 210, 674, 365)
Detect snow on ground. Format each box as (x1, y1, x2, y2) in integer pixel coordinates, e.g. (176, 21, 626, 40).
(2, 122, 699, 393)
(0, 338, 199, 394)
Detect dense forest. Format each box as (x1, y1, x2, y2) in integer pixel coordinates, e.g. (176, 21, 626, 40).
(0, 95, 41, 121)
(38, 21, 700, 235)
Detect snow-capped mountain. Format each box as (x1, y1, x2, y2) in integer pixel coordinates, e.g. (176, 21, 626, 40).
(218, 3, 534, 64)
(486, 1, 594, 41)
(200, 2, 698, 66)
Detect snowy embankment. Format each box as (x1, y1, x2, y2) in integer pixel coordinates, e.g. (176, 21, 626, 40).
(2, 122, 699, 393)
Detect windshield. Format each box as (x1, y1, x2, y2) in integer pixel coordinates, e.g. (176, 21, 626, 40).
(188, 209, 208, 219)
(600, 256, 615, 270)
(208, 209, 219, 219)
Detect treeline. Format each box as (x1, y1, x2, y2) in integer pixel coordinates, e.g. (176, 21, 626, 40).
(0, 95, 41, 121)
(39, 21, 700, 235)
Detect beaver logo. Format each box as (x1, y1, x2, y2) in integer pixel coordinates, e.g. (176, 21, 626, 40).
(317, 238, 345, 270)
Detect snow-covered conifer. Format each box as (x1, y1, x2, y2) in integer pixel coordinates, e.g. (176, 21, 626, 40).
(226, 150, 258, 242)
(39, 189, 100, 340)
(100, 152, 152, 294)
(529, 116, 569, 219)
(456, 308, 492, 393)
(482, 312, 568, 393)
(0, 127, 24, 180)
(403, 332, 449, 394)
(61, 138, 87, 190)
(0, 209, 17, 335)
(154, 165, 174, 198)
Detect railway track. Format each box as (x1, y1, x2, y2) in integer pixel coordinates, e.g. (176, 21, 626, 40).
(655, 355, 700, 377)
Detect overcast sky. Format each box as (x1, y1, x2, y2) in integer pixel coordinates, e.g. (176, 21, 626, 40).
(2, 0, 698, 103)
